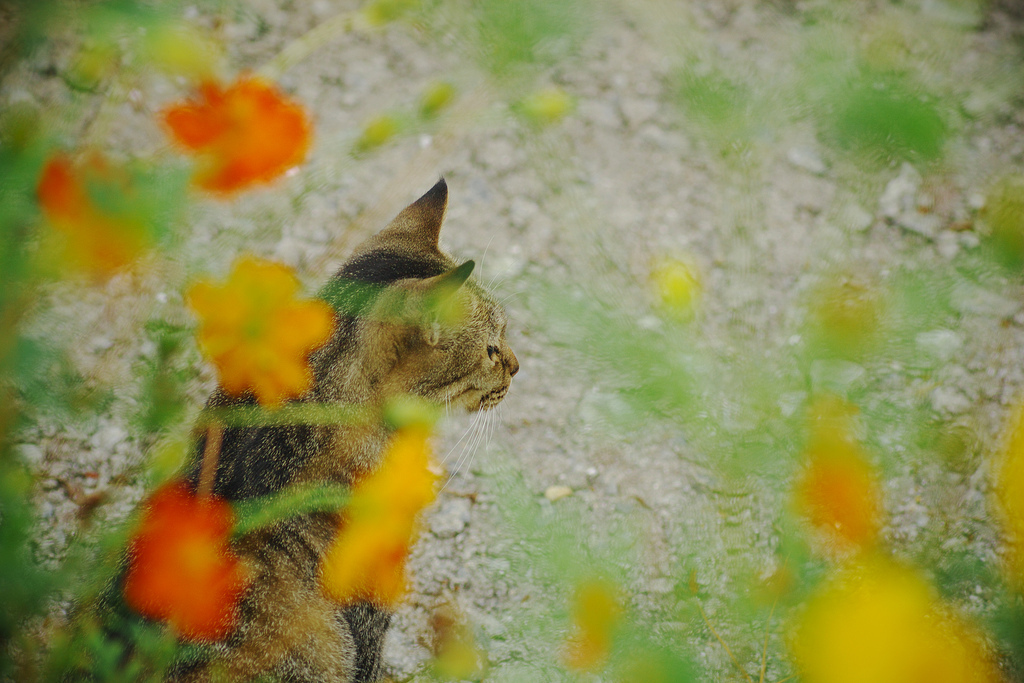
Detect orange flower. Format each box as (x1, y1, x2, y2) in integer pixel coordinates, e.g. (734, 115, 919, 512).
(163, 77, 311, 194)
(123, 481, 248, 641)
(320, 426, 437, 607)
(793, 397, 882, 552)
(562, 579, 622, 672)
(36, 153, 151, 278)
(791, 560, 1002, 683)
(186, 256, 335, 406)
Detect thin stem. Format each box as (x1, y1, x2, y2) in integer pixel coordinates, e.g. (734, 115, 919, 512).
(256, 11, 366, 81)
(197, 423, 223, 498)
(759, 599, 778, 683)
(696, 600, 754, 683)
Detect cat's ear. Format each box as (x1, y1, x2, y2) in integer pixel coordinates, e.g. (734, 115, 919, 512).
(420, 260, 475, 346)
(377, 178, 449, 252)
(425, 260, 474, 302)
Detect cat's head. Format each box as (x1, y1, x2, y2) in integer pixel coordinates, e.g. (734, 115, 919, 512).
(317, 179, 518, 412)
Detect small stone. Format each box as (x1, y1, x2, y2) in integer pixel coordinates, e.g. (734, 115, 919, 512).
(544, 485, 573, 502)
(15, 443, 45, 466)
(430, 497, 472, 538)
(786, 146, 827, 175)
(837, 203, 874, 232)
(810, 360, 866, 393)
(896, 211, 942, 240)
(950, 280, 1020, 318)
(915, 330, 963, 362)
(936, 231, 960, 259)
(647, 577, 674, 594)
(91, 424, 128, 452)
(931, 386, 971, 415)
(879, 163, 922, 219)
(620, 97, 659, 128)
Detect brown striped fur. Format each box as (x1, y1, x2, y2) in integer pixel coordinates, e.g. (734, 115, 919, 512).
(179, 179, 518, 682)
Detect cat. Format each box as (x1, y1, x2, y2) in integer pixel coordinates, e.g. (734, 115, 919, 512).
(171, 178, 518, 682)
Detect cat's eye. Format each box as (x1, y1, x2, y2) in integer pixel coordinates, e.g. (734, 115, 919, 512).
(487, 345, 500, 361)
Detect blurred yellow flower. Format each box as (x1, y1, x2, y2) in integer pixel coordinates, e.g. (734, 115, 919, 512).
(145, 22, 223, 80)
(562, 578, 622, 672)
(808, 276, 883, 356)
(987, 174, 1024, 268)
(791, 560, 1002, 683)
(361, 0, 420, 26)
(320, 425, 437, 606)
(793, 397, 881, 552)
(517, 87, 574, 127)
(429, 605, 485, 680)
(36, 153, 151, 279)
(995, 402, 1024, 588)
(186, 256, 335, 406)
(354, 114, 400, 153)
(650, 256, 702, 316)
(419, 81, 456, 118)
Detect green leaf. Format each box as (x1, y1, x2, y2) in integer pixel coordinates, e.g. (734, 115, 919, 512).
(233, 484, 350, 537)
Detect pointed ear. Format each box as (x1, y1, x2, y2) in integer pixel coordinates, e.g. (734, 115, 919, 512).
(377, 178, 449, 252)
(425, 260, 475, 302)
(421, 261, 474, 345)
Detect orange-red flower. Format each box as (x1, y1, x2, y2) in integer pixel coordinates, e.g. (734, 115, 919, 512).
(186, 256, 335, 406)
(793, 397, 882, 552)
(163, 77, 311, 195)
(123, 481, 248, 641)
(562, 579, 622, 672)
(320, 425, 437, 607)
(36, 153, 151, 278)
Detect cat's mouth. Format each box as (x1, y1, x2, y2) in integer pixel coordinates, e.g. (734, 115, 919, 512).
(478, 385, 509, 411)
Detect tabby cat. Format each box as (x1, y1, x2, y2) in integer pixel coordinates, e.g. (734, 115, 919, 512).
(176, 179, 518, 681)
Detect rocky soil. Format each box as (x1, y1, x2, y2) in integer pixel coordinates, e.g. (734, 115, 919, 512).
(6, 0, 1024, 680)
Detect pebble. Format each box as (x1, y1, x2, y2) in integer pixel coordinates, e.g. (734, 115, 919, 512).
(544, 485, 573, 502)
(879, 163, 922, 219)
(786, 146, 827, 175)
(931, 386, 972, 415)
(14, 443, 45, 467)
(430, 497, 472, 538)
(810, 360, 866, 393)
(950, 280, 1020, 318)
(915, 330, 963, 362)
(837, 203, 874, 232)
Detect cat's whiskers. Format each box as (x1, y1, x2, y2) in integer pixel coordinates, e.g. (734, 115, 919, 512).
(440, 408, 479, 466)
(460, 405, 499, 484)
(497, 289, 525, 308)
(442, 410, 487, 491)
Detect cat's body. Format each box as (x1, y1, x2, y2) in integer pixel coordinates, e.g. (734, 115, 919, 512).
(172, 179, 517, 682)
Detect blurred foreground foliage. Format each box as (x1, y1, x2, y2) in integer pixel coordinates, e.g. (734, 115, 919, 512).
(2, 0, 1024, 682)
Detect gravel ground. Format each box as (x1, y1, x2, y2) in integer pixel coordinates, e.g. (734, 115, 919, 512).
(6, 0, 1024, 680)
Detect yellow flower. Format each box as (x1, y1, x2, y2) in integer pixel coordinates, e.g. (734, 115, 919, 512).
(429, 605, 485, 680)
(791, 560, 1002, 683)
(793, 397, 882, 553)
(650, 256, 702, 316)
(320, 426, 437, 606)
(145, 22, 223, 80)
(562, 579, 622, 672)
(995, 402, 1024, 588)
(186, 256, 335, 406)
(419, 81, 456, 119)
(517, 87, 574, 126)
(354, 114, 400, 154)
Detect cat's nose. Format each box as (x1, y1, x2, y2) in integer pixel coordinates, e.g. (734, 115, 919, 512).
(506, 350, 519, 377)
